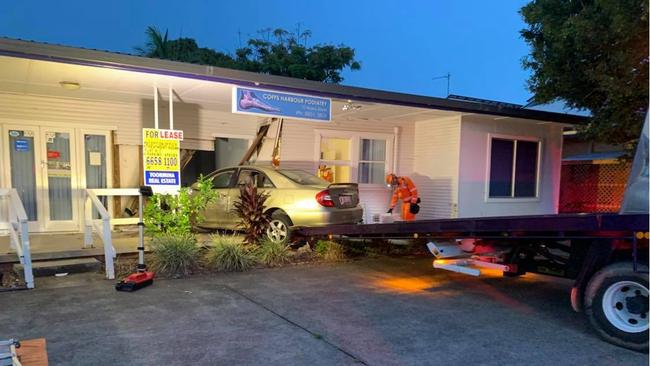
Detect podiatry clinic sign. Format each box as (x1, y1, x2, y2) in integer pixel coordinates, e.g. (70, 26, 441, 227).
(232, 86, 331, 122)
(142, 128, 183, 192)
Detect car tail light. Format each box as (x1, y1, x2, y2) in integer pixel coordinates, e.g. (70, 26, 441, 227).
(316, 190, 335, 207)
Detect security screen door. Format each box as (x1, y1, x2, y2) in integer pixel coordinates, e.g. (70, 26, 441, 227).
(5, 125, 41, 231)
(80, 130, 110, 220)
(40, 127, 79, 231)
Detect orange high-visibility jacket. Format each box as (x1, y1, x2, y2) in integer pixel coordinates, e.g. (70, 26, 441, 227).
(318, 167, 334, 183)
(390, 176, 418, 208)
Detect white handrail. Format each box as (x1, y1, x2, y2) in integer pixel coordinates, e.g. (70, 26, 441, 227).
(84, 188, 141, 280)
(1, 188, 33, 288)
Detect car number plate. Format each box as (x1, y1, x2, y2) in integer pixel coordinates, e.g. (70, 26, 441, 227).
(339, 196, 352, 205)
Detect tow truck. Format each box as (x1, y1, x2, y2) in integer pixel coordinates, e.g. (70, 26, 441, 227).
(295, 115, 649, 352)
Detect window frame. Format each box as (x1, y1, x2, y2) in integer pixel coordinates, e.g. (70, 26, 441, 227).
(484, 134, 542, 202)
(314, 129, 393, 187)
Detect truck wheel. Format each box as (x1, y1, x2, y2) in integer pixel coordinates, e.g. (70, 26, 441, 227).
(584, 262, 649, 352)
(266, 212, 291, 245)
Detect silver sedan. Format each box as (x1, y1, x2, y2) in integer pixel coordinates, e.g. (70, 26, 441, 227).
(192, 166, 363, 243)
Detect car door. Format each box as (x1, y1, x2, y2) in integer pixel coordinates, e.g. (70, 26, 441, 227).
(227, 168, 276, 227)
(254, 169, 277, 204)
(226, 168, 254, 228)
(201, 168, 236, 228)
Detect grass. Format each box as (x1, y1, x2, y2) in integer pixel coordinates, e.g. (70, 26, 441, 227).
(256, 240, 292, 267)
(314, 240, 346, 262)
(206, 234, 257, 272)
(149, 233, 201, 277)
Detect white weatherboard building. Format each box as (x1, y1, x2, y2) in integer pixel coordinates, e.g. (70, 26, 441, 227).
(0, 38, 586, 236)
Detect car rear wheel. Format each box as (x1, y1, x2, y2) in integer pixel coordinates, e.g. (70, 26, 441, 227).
(584, 262, 649, 352)
(266, 212, 291, 244)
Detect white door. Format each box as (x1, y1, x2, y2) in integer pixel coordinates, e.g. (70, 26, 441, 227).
(40, 127, 79, 231)
(77, 129, 112, 221)
(3, 125, 43, 231)
(3, 125, 112, 232)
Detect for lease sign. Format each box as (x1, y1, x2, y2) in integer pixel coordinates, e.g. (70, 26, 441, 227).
(142, 128, 183, 192)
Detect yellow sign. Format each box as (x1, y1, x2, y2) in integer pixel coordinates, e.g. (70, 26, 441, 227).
(142, 128, 183, 191)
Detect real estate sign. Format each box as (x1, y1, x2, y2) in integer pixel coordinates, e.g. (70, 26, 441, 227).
(232, 86, 331, 122)
(142, 128, 183, 192)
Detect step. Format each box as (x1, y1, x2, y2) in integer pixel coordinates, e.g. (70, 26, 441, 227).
(14, 258, 102, 277)
(0, 248, 144, 264)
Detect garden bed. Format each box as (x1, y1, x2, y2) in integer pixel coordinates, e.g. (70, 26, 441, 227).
(0, 263, 26, 290)
(110, 237, 426, 280)
(129, 178, 427, 280)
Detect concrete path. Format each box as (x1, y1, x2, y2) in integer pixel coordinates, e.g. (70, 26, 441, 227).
(0, 257, 647, 365)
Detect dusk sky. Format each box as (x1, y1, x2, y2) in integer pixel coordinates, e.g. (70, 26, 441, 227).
(0, 0, 533, 104)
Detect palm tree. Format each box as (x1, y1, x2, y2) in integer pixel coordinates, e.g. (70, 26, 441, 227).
(135, 26, 170, 59)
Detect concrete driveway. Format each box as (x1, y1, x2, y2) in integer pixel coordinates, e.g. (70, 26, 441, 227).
(0, 257, 647, 365)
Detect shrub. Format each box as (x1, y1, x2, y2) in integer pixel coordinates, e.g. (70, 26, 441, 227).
(149, 233, 201, 277)
(315, 240, 346, 262)
(207, 234, 256, 272)
(144, 174, 217, 236)
(232, 181, 271, 244)
(256, 240, 292, 267)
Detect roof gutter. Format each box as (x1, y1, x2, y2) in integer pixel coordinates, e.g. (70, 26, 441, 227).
(0, 39, 590, 125)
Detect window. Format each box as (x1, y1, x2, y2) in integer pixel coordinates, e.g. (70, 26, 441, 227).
(279, 169, 327, 186)
(359, 139, 386, 184)
(315, 131, 393, 185)
(259, 175, 275, 188)
(214, 137, 249, 170)
(211, 170, 235, 189)
(488, 138, 539, 198)
(237, 169, 275, 188)
(181, 150, 216, 187)
(319, 137, 352, 183)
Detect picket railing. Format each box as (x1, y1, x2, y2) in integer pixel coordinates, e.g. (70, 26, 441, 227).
(1, 188, 33, 288)
(84, 188, 140, 279)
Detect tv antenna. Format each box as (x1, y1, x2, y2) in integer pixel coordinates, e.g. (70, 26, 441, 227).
(432, 72, 451, 96)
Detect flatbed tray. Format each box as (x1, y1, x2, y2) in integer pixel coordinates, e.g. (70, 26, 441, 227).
(295, 213, 649, 240)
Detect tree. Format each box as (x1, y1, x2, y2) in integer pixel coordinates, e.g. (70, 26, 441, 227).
(520, 0, 649, 145)
(136, 26, 360, 83)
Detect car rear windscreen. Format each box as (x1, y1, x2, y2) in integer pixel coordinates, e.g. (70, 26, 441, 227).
(278, 169, 327, 185)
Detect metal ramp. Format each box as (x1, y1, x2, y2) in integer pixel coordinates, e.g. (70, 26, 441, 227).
(426, 241, 513, 277)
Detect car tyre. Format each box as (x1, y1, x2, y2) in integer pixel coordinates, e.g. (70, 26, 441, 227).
(584, 262, 649, 352)
(266, 211, 291, 245)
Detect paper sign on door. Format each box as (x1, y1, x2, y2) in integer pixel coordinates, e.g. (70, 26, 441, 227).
(89, 152, 102, 166)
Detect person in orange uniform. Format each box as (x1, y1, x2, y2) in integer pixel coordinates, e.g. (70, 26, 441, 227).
(386, 173, 419, 221)
(318, 164, 334, 183)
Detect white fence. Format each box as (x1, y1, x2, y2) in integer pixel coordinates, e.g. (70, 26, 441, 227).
(1, 188, 33, 288)
(84, 188, 140, 279)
